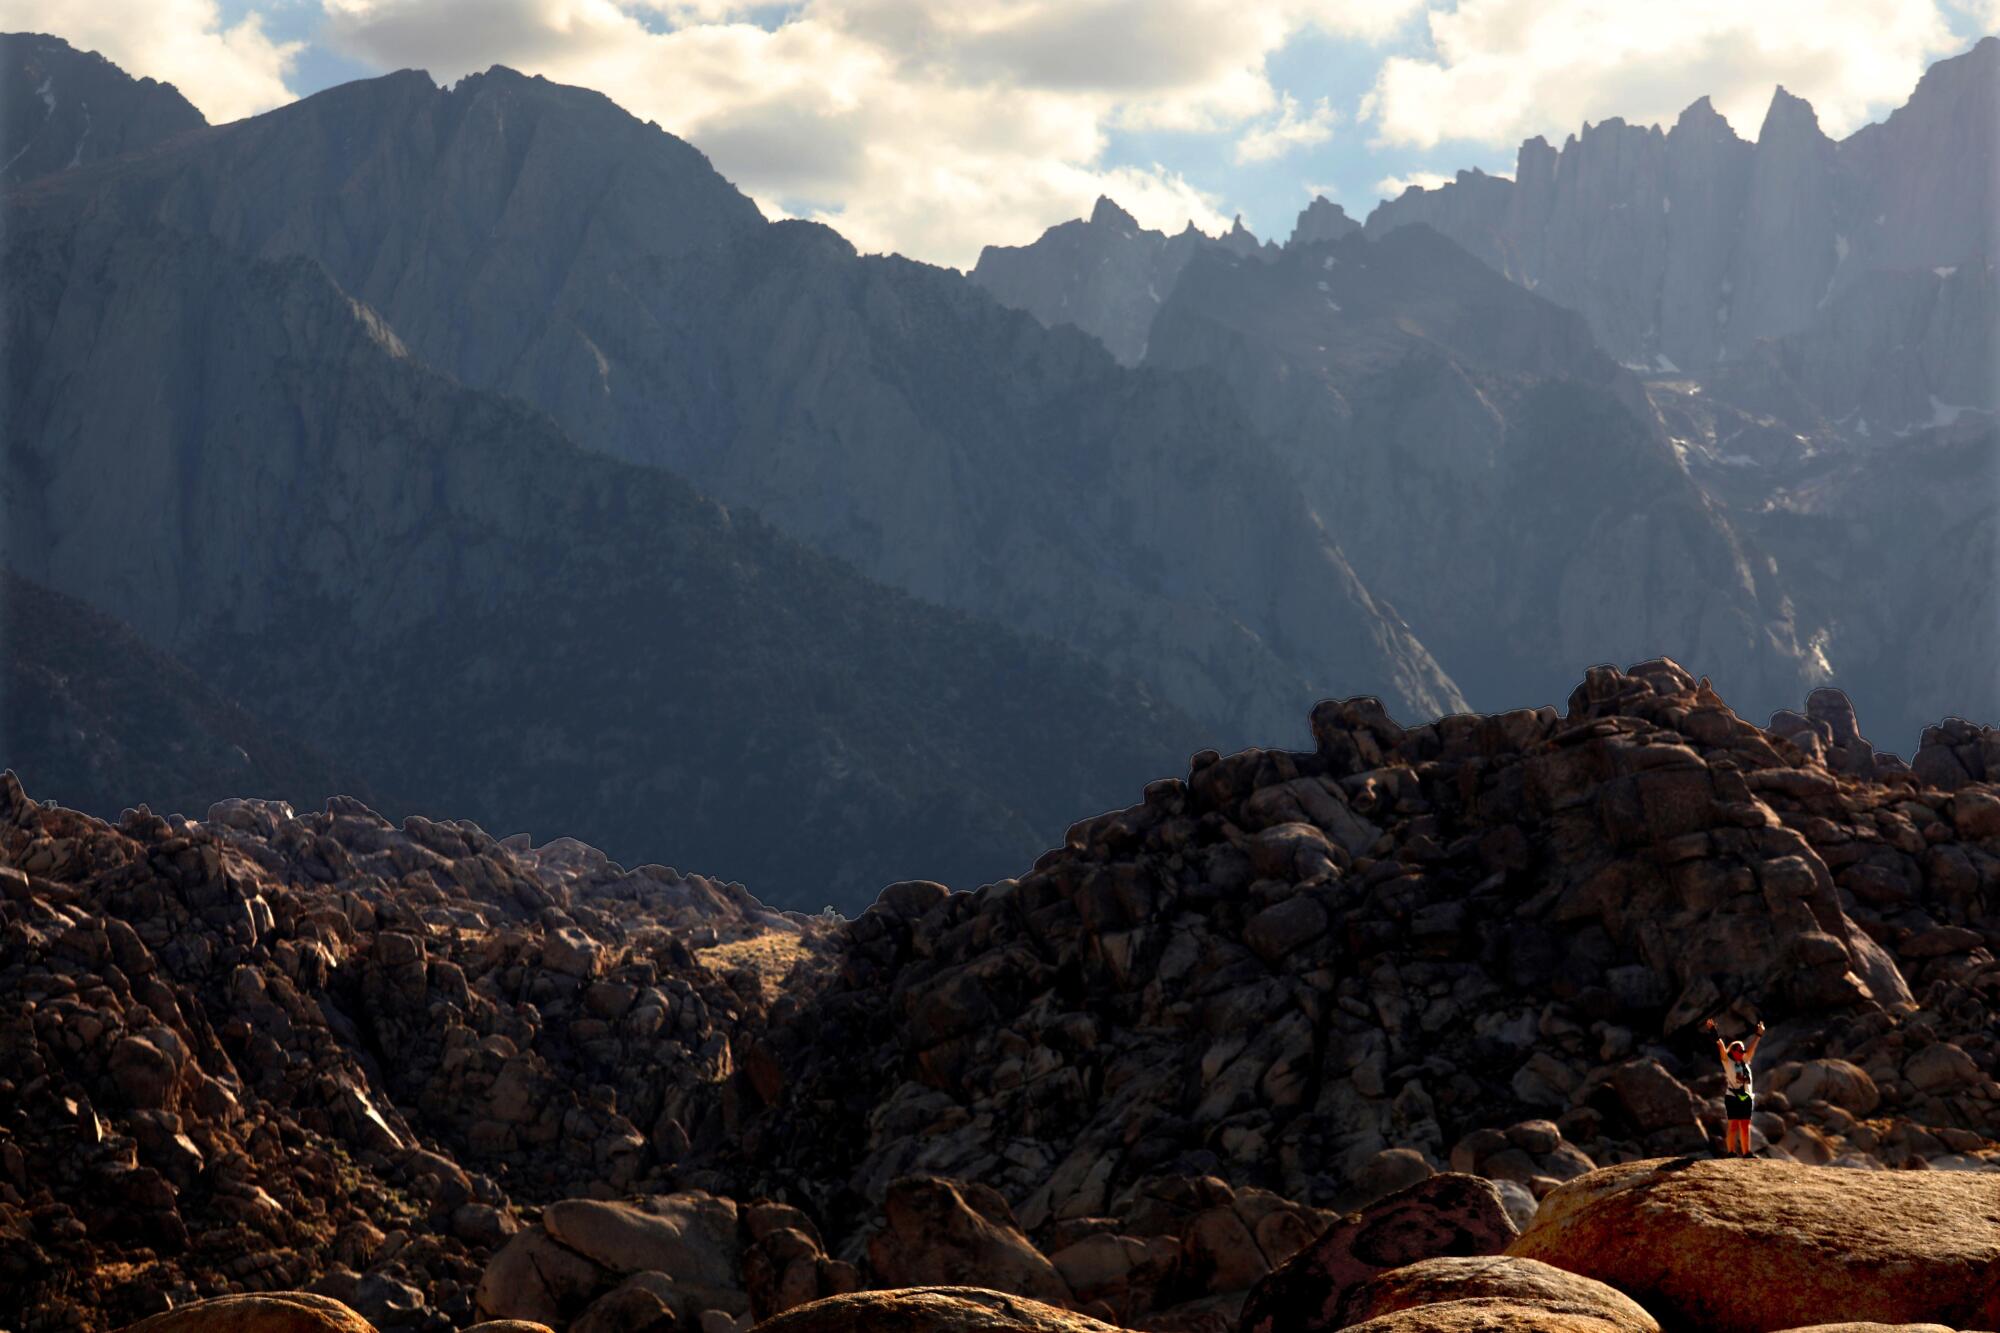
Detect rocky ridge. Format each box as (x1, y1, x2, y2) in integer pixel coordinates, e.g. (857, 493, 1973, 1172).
(1364, 38, 1998, 384)
(0, 33, 204, 187)
(5, 663, 1997, 1331)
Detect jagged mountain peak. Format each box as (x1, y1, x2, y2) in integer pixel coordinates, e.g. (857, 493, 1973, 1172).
(1757, 84, 1828, 142)
(1088, 194, 1138, 229)
(1669, 93, 1742, 142)
(0, 31, 205, 185)
(1289, 194, 1360, 248)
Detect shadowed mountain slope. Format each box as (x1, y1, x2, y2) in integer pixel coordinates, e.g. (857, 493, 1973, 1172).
(0, 570, 363, 819)
(1140, 227, 1820, 725)
(0, 208, 1203, 911)
(8, 60, 1463, 745)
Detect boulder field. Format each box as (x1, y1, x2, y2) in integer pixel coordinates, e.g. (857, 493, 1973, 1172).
(1, 661, 1995, 1331)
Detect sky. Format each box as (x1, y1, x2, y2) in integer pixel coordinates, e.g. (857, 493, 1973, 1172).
(5, 0, 1996, 268)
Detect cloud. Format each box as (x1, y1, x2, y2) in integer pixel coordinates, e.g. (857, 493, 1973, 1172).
(1944, 0, 2000, 27)
(318, 0, 1415, 267)
(0, 0, 301, 122)
(1374, 171, 1453, 198)
(1362, 0, 1964, 149)
(1233, 94, 1337, 164)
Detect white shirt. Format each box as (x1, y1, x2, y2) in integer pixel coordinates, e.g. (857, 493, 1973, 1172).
(1720, 1052, 1753, 1093)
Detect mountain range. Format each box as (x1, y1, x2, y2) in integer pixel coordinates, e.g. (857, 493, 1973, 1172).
(971, 38, 1997, 753)
(2, 30, 1995, 911)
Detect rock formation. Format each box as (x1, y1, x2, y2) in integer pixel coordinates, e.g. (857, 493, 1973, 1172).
(1508, 1157, 2000, 1330)
(2, 662, 1998, 1331)
(969, 198, 1237, 366)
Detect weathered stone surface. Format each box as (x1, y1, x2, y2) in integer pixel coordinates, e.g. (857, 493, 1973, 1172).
(1769, 1060, 1881, 1116)
(1508, 1159, 2000, 1332)
(1336, 1300, 1651, 1333)
(477, 1229, 613, 1324)
(1335, 1256, 1659, 1332)
(119, 1293, 377, 1333)
(544, 1197, 742, 1287)
(1768, 1320, 1952, 1328)
(1239, 1176, 1519, 1333)
(746, 1286, 1132, 1333)
(868, 1178, 1070, 1307)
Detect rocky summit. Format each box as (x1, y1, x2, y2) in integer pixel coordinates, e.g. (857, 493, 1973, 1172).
(2, 661, 1997, 1332)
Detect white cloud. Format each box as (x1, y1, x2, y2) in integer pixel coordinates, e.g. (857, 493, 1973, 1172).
(1362, 0, 1964, 149)
(0, 0, 302, 123)
(1374, 170, 1452, 198)
(317, 0, 1416, 267)
(1303, 181, 1339, 199)
(1233, 94, 1337, 164)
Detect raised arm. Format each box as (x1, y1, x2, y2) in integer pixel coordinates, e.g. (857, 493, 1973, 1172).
(1704, 1017, 1726, 1061)
(1747, 1021, 1765, 1061)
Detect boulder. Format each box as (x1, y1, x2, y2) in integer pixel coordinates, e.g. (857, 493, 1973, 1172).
(1336, 1301, 1655, 1332)
(477, 1228, 613, 1324)
(745, 1286, 1131, 1332)
(119, 1293, 377, 1333)
(1770, 1059, 1880, 1116)
(868, 1178, 1070, 1306)
(1507, 1158, 2000, 1332)
(1768, 1326, 1957, 1332)
(570, 1280, 680, 1333)
(1239, 1174, 1519, 1333)
(1335, 1256, 1659, 1331)
(543, 1196, 742, 1287)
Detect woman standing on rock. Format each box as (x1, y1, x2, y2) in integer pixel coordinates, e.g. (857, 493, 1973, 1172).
(1705, 1017, 1765, 1156)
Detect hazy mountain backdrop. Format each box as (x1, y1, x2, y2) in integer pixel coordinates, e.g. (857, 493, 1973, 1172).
(2, 30, 1994, 908)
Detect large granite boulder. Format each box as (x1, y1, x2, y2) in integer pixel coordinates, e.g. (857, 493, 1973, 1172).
(119, 1293, 377, 1333)
(1507, 1158, 2000, 1331)
(1335, 1256, 1658, 1332)
(746, 1286, 1131, 1333)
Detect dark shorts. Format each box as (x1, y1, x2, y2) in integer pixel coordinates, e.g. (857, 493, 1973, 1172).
(1725, 1089, 1753, 1120)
